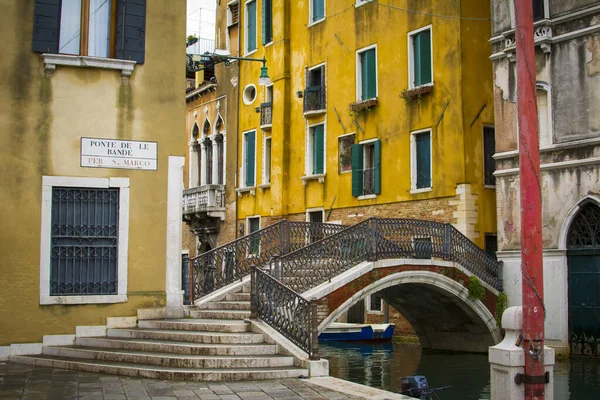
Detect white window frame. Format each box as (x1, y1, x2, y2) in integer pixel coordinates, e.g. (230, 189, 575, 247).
(408, 25, 434, 90)
(410, 128, 433, 193)
(305, 62, 327, 114)
(355, 0, 373, 8)
(39, 176, 130, 305)
(227, 0, 240, 27)
(536, 83, 553, 148)
(366, 293, 383, 314)
(308, 0, 326, 27)
(305, 121, 327, 177)
(241, 129, 257, 188)
(509, 0, 549, 28)
(243, 84, 257, 105)
(244, 0, 258, 56)
(262, 135, 272, 186)
(246, 215, 261, 256)
(357, 137, 378, 200)
(305, 207, 325, 223)
(338, 132, 355, 174)
(356, 44, 378, 102)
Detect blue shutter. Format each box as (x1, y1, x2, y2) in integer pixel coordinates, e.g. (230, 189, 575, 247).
(116, 0, 146, 63)
(416, 132, 431, 189)
(313, 125, 324, 174)
(247, 1, 257, 51)
(313, 0, 324, 22)
(246, 131, 256, 186)
(351, 144, 364, 197)
(262, 0, 272, 45)
(414, 30, 431, 86)
(373, 140, 381, 195)
(32, 0, 61, 53)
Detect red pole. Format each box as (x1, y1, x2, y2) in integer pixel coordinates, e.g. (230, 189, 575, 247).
(515, 1, 545, 399)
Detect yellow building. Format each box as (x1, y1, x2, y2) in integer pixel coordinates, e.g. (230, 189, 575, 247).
(226, 0, 496, 251)
(0, 0, 186, 349)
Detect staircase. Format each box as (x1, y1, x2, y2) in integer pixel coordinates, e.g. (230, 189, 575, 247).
(11, 285, 309, 381)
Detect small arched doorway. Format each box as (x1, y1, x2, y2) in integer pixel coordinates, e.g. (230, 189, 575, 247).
(567, 202, 600, 356)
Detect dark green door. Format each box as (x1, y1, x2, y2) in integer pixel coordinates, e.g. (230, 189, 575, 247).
(567, 203, 600, 356)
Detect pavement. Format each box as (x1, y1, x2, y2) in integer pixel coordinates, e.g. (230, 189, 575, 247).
(0, 361, 408, 400)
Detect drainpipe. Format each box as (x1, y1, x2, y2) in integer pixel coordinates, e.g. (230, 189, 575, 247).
(234, 14, 241, 240)
(515, 1, 545, 399)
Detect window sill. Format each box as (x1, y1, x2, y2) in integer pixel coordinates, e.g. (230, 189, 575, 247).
(355, 0, 374, 8)
(301, 174, 325, 185)
(339, 169, 352, 174)
(484, 185, 496, 190)
(264, 41, 274, 48)
(304, 109, 326, 117)
(42, 54, 136, 78)
(308, 18, 326, 28)
(357, 194, 377, 200)
(258, 183, 271, 191)
(410, 187, 432, 194)
(244, 49, 258, 57)
(40, 294, 127, 305)
(402, 83, 434, 101)
(236, 186, 256, 196)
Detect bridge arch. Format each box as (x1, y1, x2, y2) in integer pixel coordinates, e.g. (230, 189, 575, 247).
(319, 270, 502, 353)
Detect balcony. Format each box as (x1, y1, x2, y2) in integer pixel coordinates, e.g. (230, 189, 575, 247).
(182, 185, 225, 221)
(260, 102, 272, 129)
(303, 85, 326, 115)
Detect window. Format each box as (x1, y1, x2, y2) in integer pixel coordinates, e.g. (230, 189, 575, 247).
(245, 0, 257, 53)
(243, 84, 257, 104)
(247, 216, 261, 255)
(205, 138, 213, 185)
(369, 294, 382, 312)
(304, 64, 326, 113)
(338, 134, 355, 173)
(409, 26, 432, 88)
(243, 130, 256, 187)
(227, 1, 239, 26)
(411, 130, 432, 191)
(310, 0, 325, 24)
(307, 209, 325, 243)
(216, 137, 224, 185)
(307, 124, 325, 176)
(32, 0, 146, 63)
(263, 136, 271, 184)
(262, 0, 272, 44)
(537, 85, 552, 147)
(483, 126, 496, 187)
(357, 46, 377, 101)
(355, 0, 373, 6)
(40, 176, 129, 305)
(414, 237, 433, 259)
(485, 234, 498, 260)
(352, 140, 381, 197)
(533, 0, 546, 21)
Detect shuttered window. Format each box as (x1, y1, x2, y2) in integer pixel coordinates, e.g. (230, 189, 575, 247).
(262, 0, 272, 44)
(532, 0, 545, 21)
(411, 28, 432, 87)
(483, 126, 496, 187)
(351, 140, 381, 197)
(413, 131, 431, 189)
(359, 48, 377, 101)
(246, 0, 257, 52)
(312, 0, 325, 22)
(244, 131, 256, 187)
(248, 217, 260, 255)
(312, 125, 325, 175)
(32, 0, 146, 63)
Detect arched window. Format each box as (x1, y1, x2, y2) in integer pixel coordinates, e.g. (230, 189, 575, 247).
(191, 123, 201, 187)
(567, 203, 600, 249)
(215, 115, 225, 185)
(204, 137, 213, 185)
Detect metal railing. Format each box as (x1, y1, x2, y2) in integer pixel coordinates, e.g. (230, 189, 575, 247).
(182, 185, 225, 215)
(303, 85, 326, 113)
(190, 220, 345, 300)
(252, 267, 319, 359)
(260, 102, 272, 127)
(250, 217, 500, 359)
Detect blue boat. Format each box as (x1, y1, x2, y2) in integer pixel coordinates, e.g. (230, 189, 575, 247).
(319, 322, 395, 341)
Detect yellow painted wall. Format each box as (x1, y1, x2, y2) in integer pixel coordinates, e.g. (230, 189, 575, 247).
(0, 0, 186, 345)
(233, 0, 495, 247)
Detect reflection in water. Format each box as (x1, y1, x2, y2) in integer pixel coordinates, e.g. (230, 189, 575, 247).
(320, 341, 600, 400)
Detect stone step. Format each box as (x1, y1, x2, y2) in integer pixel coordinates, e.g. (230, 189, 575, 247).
(189, 309, 251, 320)
(138, 319, 250, 333)
(10, 355, 309, 381)
(226, 292, 251, 301)
(76, 337, 279, 356)
(43, 346, 295, 369)
(206, 301, 251, 311)
(107, 328, 263, 344)
(241, 284, 251, 293)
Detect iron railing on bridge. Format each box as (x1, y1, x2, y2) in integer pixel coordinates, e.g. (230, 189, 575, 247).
(189, 220, 345, 301)
(251, 217, 501, 357)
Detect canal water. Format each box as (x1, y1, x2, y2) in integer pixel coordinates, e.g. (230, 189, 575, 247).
(319, 341, 600, 399)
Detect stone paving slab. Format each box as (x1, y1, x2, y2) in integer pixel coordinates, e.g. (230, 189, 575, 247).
(0, 362, 373, 400)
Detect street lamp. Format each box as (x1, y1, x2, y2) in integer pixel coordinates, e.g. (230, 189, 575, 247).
(187, 52, 271, 86)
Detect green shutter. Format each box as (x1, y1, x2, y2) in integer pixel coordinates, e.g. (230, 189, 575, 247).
(361, 49, 376, 101)
(247, 1, 256, 51)
(373, 140, 381, 195)
(313, 125, 324, 175)
(116, 0, 147, 64)
(32, 0, 61, 53)
(351, 144, 364, 197)
(416, 132, 431, 189)
(414, 30, 431, 86)
(246, 131, 255, 186)
(313, 0, 324, 21)
(262, 0, 272, 44)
